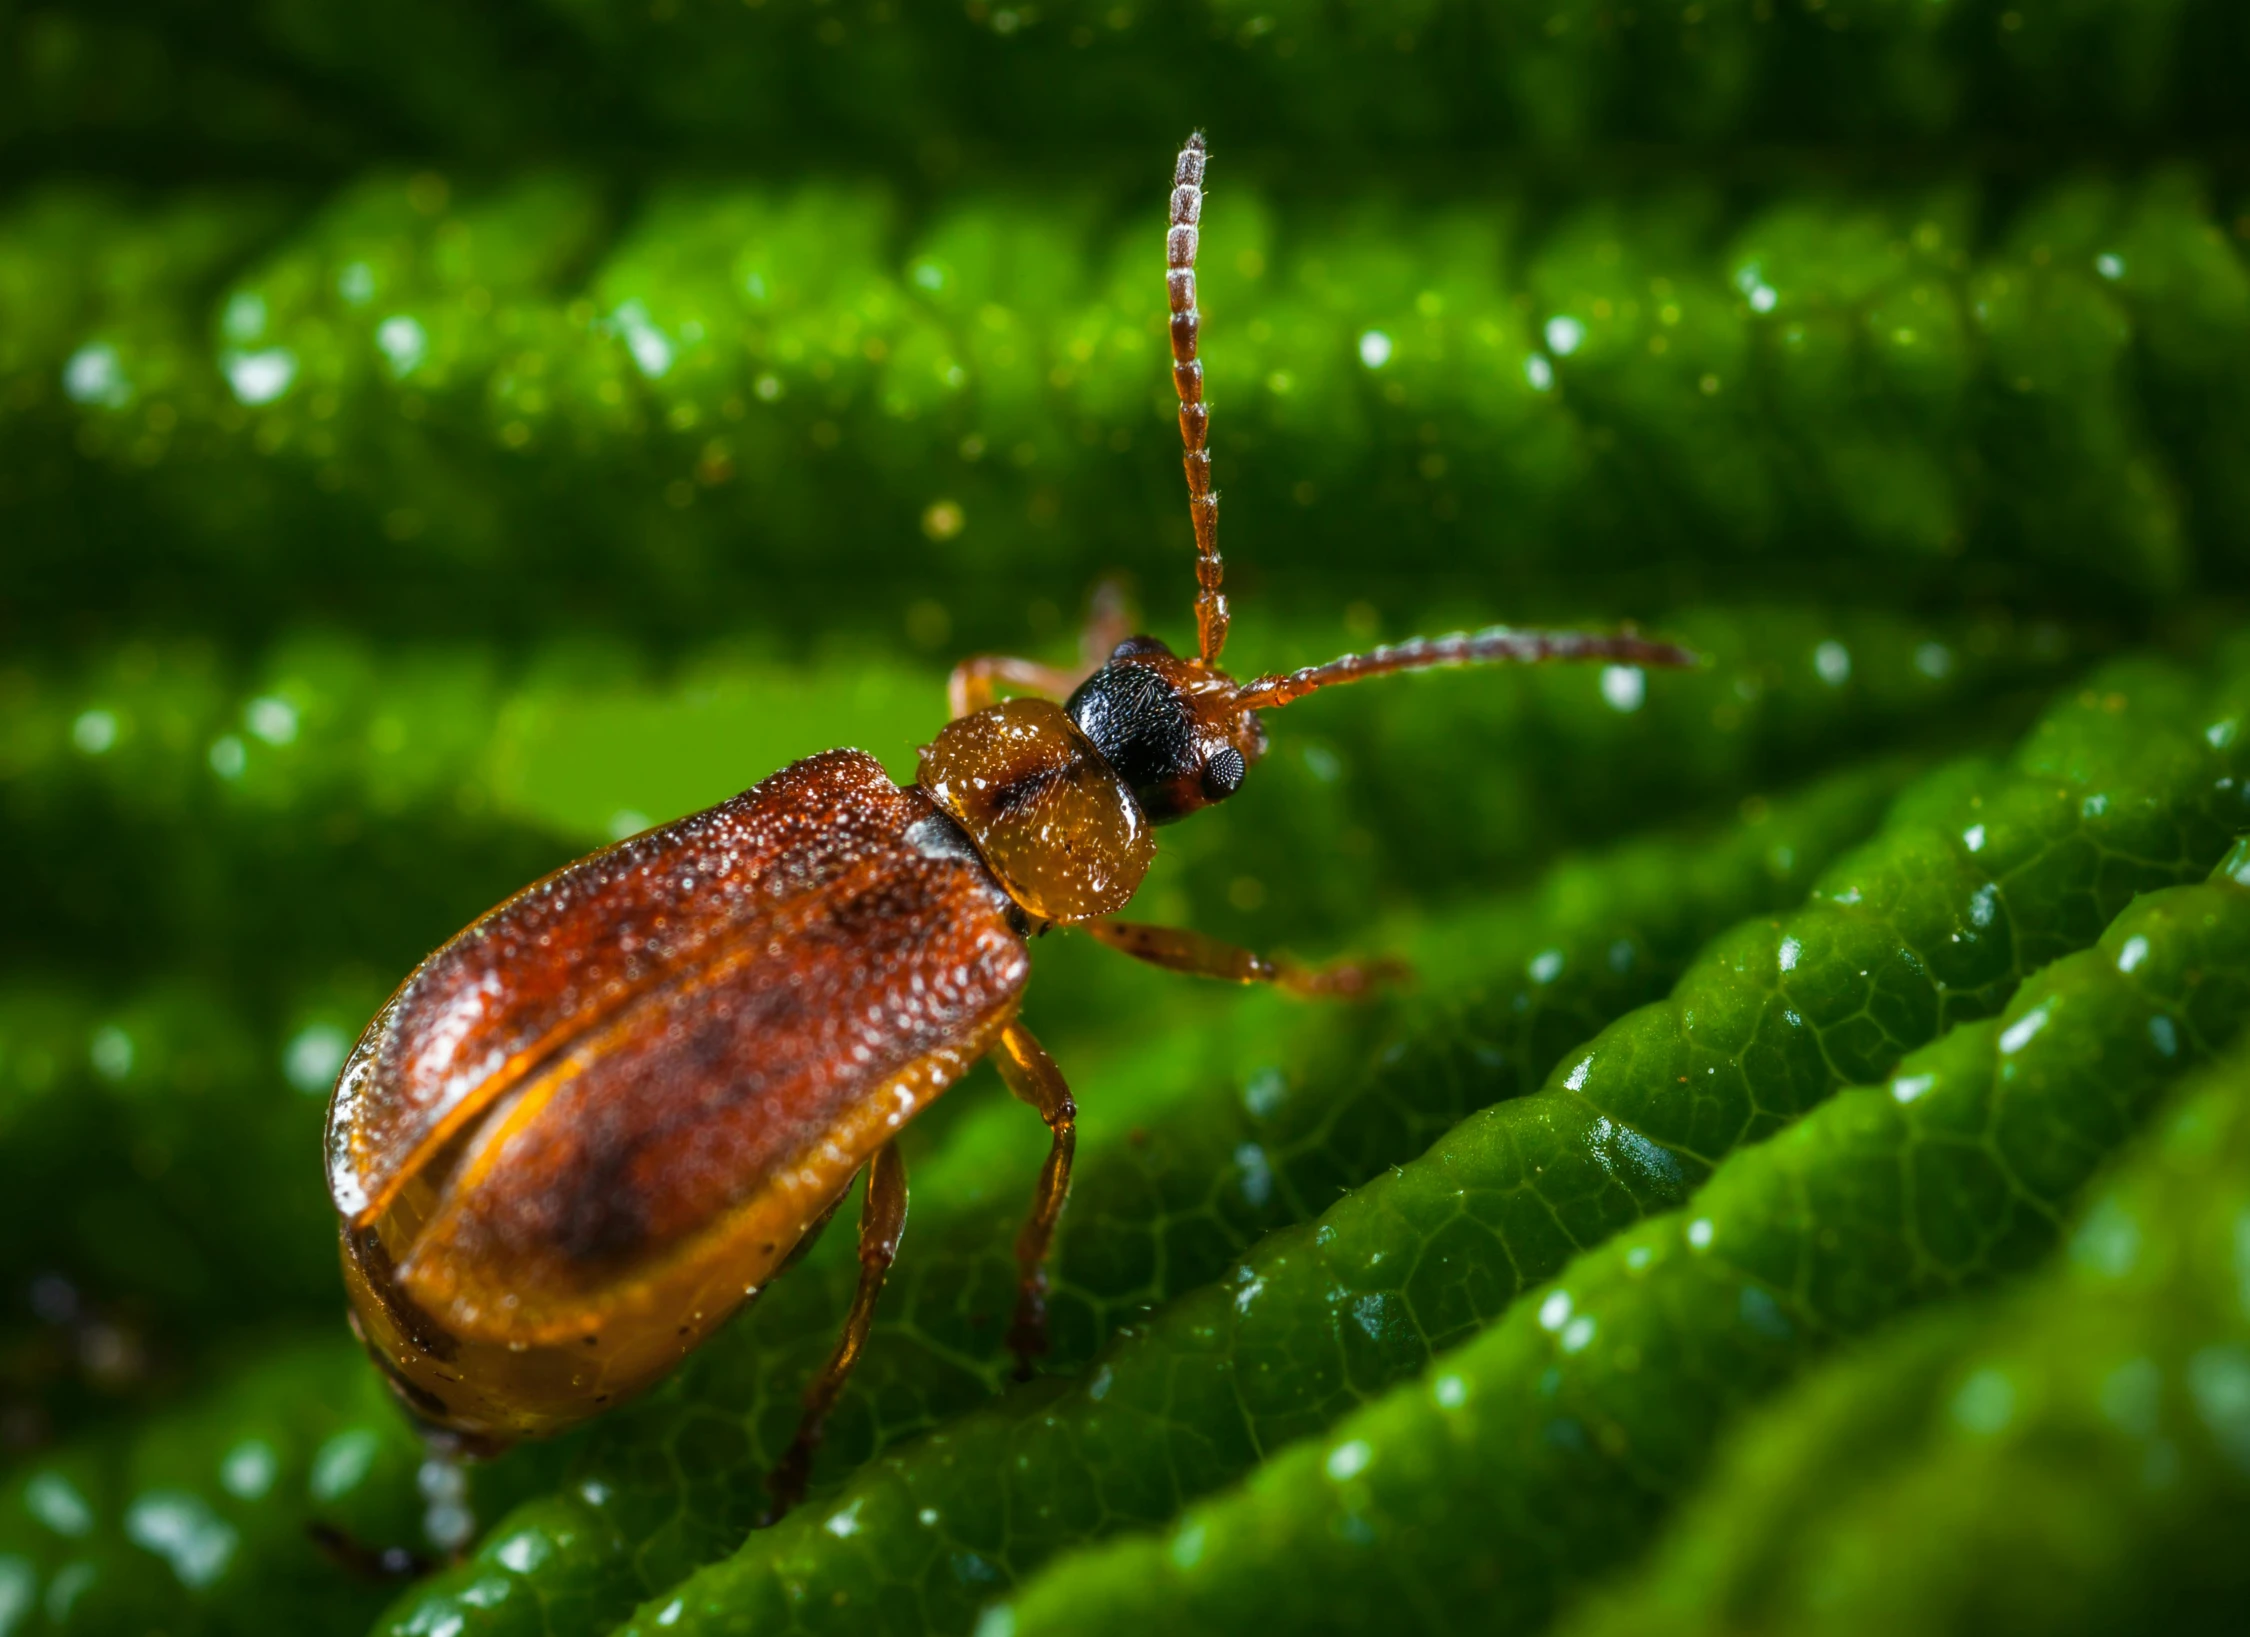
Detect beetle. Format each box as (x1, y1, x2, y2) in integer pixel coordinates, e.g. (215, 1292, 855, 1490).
(324, 131, 1694, 1524)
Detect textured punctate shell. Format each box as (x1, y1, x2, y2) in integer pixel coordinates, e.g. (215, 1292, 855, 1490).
(326, 750, 1029, 1440)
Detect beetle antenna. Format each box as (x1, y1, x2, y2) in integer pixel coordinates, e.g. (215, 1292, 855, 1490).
(1232, 626, 1700, 712)
(1169, 131, 1227, 665)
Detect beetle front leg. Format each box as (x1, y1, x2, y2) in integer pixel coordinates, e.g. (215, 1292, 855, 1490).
(989, 1020, 1076, 1381)
(759, 1141, 908, 1526)
(1081, 919, 1410, 998)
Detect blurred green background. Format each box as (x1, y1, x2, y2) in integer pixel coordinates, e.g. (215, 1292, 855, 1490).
(3, 2, 2249, 1633)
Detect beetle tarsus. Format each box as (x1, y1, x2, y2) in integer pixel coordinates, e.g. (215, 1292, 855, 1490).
(308, 1521, 434, 1582)
(1008, 1272, 1053, 1382)
(758, 1429, 822, 1528)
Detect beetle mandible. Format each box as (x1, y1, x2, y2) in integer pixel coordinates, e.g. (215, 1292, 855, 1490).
(324, 132, 1695, 1523)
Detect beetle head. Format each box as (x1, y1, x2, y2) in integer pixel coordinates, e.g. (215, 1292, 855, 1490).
(1065, 635, 1269, 824)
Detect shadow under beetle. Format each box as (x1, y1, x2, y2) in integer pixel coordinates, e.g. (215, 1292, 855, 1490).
(322, 132, 1695, 1525)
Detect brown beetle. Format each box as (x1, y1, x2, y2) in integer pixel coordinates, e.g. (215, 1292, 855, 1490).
(324, 132, 1693, 1521)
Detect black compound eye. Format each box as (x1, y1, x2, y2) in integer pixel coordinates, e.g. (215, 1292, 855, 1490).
(1202, 745, 1247, 800)
(1108, 634, 1173, 660)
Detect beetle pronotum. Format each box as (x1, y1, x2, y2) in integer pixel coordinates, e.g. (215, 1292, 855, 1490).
(324, 132, 1693, 1529)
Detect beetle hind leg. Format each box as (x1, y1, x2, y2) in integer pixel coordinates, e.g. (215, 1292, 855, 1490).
(759, 1141, 909, 1526)
(989, 1020, 1078, 1381)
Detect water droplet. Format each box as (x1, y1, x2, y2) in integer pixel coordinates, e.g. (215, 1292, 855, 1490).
(89, 1026, 134, 1082)
(284, 1025, 349, 1095)
(309, 1428, 380, 1501)
(224, 349, 298, 406)
(1325, 1440, 1371, 1481)
(222, 292, 268, 344)
(125, 1491, 238, 1587)
(71, 709, 118, 754)
(24, 1472, 93, 1537)
(1599, 665, 1644, 712)
(245, 696, 298, 746)
(377, 315, 428, 377)
(64, 342, 132, 407)
(219, 1439, 277, 1501)
(1998, 1006, 2049, 1055)
(1950, 1368, 2017, 1436)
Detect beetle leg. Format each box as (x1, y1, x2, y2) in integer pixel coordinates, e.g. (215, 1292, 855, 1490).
(1081, 919, 1411, 998)
(759, 1141, 908, 1525)
(946, 582, 1138, 718)
(947, 655, 1082, 719)
(989, 1020, 1078, 1381)
(307, 1522, 434, 1581)
(1076, 577, 1135, 670)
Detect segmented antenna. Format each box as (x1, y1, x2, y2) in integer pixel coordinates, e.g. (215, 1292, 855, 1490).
(1168, 132, 1227, 665)
(1233, 627, 1699, 712)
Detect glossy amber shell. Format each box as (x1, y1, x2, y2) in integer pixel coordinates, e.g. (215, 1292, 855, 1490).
(918, 697, 1154, 923)
(326, 750, 1028, 1444)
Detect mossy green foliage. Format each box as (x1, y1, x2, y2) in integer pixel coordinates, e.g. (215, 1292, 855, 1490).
(5, 6, 2249, 1635)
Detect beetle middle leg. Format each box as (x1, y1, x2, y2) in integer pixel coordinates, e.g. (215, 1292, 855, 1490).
(1082, 919, 1411, 997)
(989, 1019, 1077, 1381)
(759, 1140, 908, 1525)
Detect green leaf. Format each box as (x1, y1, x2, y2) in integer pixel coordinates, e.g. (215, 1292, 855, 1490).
(12, 15, 2250, 1632)
(1563, 1029, 2250, 1637)
(10, 174, 2248, 643)
(373, 754, 1905, 1637)
(991, 840, 2250, 1637)
(450, 646, 2250, 1635)
(0, 1335, 570, 1637)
